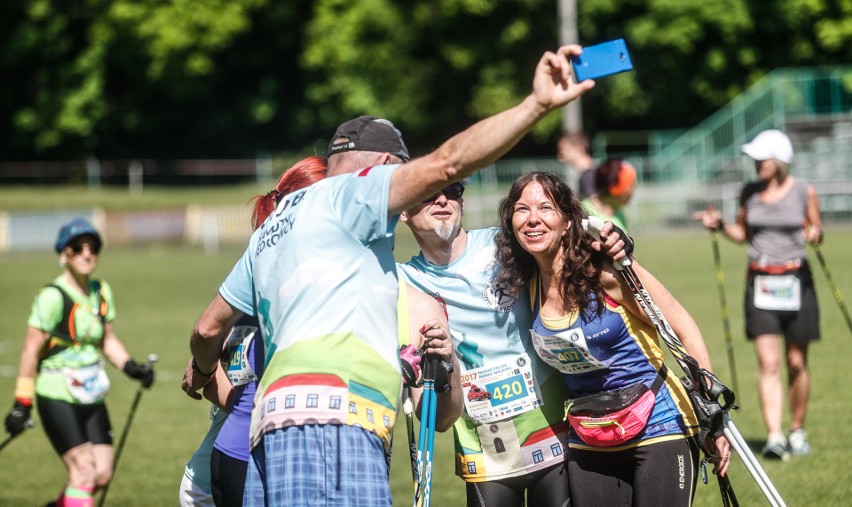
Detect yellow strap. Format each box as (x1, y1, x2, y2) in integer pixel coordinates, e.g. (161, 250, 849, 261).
(397, 282, 410, 346)
(579, 419, 626, 436)
(14, 376, 35, 401)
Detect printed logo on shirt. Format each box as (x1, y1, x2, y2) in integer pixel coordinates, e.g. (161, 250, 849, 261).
(482, 278, 518, 313)
(256, 188, 310, 256)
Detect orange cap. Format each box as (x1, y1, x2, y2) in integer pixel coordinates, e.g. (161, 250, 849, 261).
(608, 162, 636, 197)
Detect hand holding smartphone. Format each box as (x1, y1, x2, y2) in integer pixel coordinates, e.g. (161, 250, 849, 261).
(571, 39, 634, 82)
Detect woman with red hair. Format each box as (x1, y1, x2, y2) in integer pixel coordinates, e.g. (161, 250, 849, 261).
(180, 156, 327, 507)
(250, 156, 329, 230)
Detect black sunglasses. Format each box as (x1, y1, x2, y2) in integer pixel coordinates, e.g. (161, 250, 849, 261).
(69, 242, 101, 255)
(422, 183, 465, 203)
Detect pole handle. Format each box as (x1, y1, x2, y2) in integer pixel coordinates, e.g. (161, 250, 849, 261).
(581, 217, 632, 269)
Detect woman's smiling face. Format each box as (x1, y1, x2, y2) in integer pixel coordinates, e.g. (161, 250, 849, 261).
(511, 180, 568, 262)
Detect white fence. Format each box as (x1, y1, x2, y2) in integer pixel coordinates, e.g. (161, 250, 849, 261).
(1, 129, 850, 252)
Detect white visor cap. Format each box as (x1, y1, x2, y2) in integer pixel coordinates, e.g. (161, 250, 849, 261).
(741, 129, 793, 164)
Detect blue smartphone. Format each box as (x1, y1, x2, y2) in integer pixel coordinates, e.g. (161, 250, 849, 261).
(571, 39, 633, 82)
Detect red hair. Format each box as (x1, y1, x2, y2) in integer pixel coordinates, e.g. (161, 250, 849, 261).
(251, 156, 328, 230)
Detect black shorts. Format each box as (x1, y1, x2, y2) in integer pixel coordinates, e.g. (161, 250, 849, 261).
(36, 396, 113, 455)
(745, 261, 820, 343)
(567, 437, 700, 507)
(211, 448, 249, 507)
(465, 461, 569, 507)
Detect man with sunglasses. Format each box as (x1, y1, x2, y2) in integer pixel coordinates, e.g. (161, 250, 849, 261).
(398, 173, 632, 506)
(185, 44, 619, 506)
(5, 218, 154, 507)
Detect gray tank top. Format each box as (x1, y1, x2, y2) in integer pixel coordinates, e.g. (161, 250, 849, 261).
(741, 178, 809, 265)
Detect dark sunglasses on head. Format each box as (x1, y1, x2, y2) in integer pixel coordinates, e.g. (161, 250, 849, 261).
(69, 242, 101, 255)
(422, 183, 465, 203)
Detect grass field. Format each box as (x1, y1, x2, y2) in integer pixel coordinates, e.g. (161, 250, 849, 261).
(1, 221, 851, 506)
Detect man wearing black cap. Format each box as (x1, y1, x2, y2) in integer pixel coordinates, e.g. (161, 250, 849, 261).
(185, 44, 597, 506)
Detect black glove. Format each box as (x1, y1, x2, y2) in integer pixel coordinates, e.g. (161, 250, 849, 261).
(424, 356, 454, 394)
(609, 224, 635, 259)
(433, 360, 454, 393)
(123, 359, 155, 389)
(5, 400, 32, 436)
(679, 359, 736, 455)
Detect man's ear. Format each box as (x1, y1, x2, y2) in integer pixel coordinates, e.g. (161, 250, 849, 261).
(400, 211, 409, 223)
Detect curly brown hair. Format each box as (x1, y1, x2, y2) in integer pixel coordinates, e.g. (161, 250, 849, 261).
(494, 172, 605, 316)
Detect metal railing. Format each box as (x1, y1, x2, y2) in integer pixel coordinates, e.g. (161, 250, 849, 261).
(644, 66, 852, 184)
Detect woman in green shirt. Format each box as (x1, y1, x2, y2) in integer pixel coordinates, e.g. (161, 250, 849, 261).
(4, 218, 154, 507)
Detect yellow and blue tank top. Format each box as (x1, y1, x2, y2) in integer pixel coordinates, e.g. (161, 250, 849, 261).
(529, 273, 698, 451)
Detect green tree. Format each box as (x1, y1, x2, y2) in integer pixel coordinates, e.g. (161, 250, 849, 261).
(578, 0, 852, 131)
(1, 0, 849, 161)
(300, 0, 560, 156)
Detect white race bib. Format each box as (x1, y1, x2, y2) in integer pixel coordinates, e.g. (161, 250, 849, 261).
(754, 275, 801, 311)
(226, 325, 260, 387)
(460, 354, 541, 424)
(64, 362, 110, 404)
(530, 328, 607, 375)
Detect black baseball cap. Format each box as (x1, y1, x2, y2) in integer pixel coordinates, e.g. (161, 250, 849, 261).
(327, 115, 410, 162)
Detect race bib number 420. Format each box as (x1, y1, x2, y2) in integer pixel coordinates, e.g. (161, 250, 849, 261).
(460, 354, 542, 424)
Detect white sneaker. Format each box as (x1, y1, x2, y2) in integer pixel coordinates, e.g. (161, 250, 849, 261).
(788, 428, 811, 456)
(761, 432, 790, 460)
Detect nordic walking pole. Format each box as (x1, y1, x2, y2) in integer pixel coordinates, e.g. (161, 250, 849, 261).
(723, 416, 785, 507)
(403, 386, 423, 507)
(810, 241, 852, 336)
(618, 260, 785, 506)
(583, 217, 786, 507)
(0, 419, 36, 454)
(98, 354, 157, 507)
(416, 354, 439, 507)
(711, 230, 739, 395)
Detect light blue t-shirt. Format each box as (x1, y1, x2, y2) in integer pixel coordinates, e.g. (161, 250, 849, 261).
(397, 228, 571, 481)
(219, 164, 403, 451)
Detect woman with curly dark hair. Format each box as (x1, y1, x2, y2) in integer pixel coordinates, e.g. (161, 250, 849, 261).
(494, 171, 730, 506)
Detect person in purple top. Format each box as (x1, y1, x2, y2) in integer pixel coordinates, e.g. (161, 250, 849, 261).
(183, 157, 328, 506)
(210, 315, 264, 506)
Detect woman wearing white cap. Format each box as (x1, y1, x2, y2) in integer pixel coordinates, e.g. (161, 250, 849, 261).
(695, 129, 823, 460)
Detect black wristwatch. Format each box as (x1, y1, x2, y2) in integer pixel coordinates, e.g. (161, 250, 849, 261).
(191, 359, 216, 378)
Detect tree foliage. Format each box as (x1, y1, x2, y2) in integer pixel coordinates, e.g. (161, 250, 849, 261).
(0, 0, 849, 161)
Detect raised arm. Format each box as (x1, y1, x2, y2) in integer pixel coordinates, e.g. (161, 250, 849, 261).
(387, 45, 595, 215)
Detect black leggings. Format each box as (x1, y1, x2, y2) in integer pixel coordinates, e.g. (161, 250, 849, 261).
(465, 461, 570, 507)
(210, 448, 248, 507)
(36, 396, 112, 455)
(567, 437, 700, 507)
